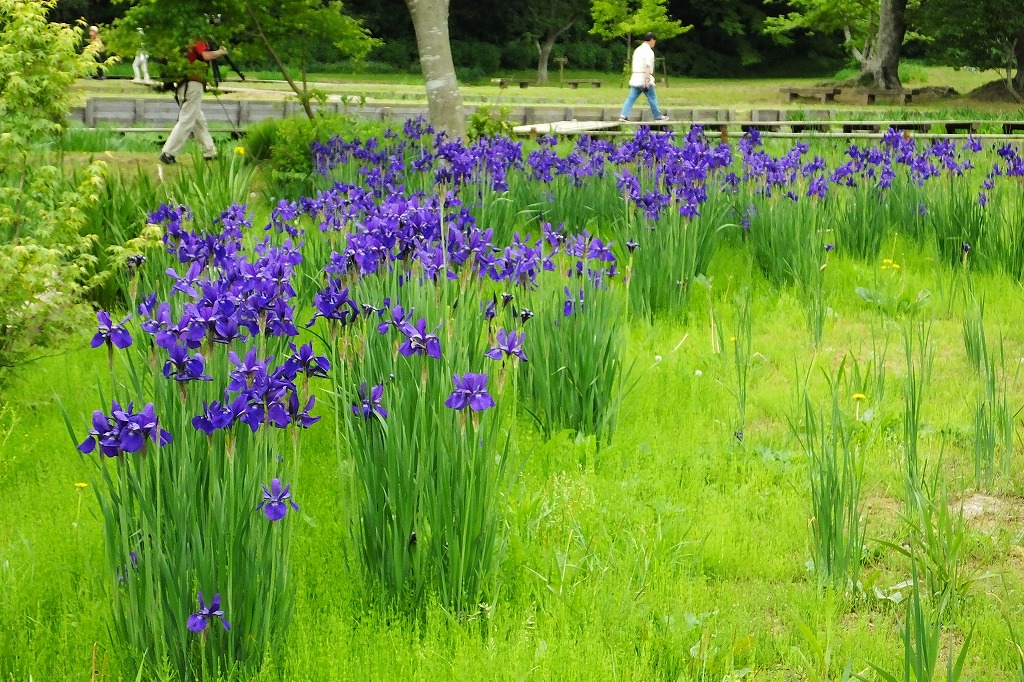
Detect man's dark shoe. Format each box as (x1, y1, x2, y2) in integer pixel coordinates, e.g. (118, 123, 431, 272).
(159, 153, 176, 165)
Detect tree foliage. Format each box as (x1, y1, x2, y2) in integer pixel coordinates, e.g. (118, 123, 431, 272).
(916, 0, 1024, 93)
(111, 0, 377, 118)
(0, 0, 103, 388)
(682, 0, 771, 66)
(763, 0, 877, 65)
(515, 0, 590, 82)
(591, 0, 689, 44)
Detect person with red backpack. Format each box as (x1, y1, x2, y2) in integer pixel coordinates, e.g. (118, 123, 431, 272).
(159, 38, 228, 165)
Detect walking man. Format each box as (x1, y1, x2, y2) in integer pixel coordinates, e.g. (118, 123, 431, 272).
(619, 33, 668, 123)
(159, 37, 228, 165)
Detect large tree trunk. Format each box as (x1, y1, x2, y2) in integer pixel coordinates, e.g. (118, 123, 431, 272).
(535, 20, 574, 85)
(1014, 28, 1024, 91)
(536, 34, 556, 84)
(406, 0, 465, 139)
(862, 0, 908, 89)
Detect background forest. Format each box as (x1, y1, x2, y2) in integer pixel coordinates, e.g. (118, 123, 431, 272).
(49, 0, 1016, 83)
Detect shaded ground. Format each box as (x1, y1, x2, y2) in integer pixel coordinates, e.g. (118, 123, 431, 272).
(967, 79, 1024, 103)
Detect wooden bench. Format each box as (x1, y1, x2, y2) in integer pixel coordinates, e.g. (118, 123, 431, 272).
(741, 123, 785, 133)
(492, 77, 531, 89)
(944, 121, 980, 134)
(1003, 122, 1024, 134)
(862, 88, 921, 105)
(779, 87, 840, 104)
(564, 79, 602, 89)
(840, 121, 932, 134)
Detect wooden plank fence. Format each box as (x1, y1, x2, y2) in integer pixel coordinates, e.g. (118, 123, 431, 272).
(71, 99, 1024, 141)
(74, 97, 418, 128)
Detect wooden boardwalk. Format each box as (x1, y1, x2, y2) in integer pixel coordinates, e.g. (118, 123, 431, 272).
(69, 97, 1024, 143)
(510, 118, 1024, 141)
(511, 121, 621, 135)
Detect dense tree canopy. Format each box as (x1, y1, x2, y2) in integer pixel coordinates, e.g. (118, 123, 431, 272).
(109, 0, 376, 118)
(56, 0, 847, 77)
(49, 0, 1024, 85)
(918, 0, 1024, 95)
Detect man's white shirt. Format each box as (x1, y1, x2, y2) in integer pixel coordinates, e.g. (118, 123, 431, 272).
(629, 42, 655, 88)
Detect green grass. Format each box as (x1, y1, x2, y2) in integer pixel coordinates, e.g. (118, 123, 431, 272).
(5, 236, 1024, 679)
(7, 132, 1024, 680)
(72, 64, 1023, 114)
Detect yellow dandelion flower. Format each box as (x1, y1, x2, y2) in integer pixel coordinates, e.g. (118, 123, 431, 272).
(892, 263, 900, 269)
(883, 258, 893, 264)
(234, 146, 245, 155)
(881, 265, 890, 270)
(852, 393, 866, 401)
(75, 482, 89, 489)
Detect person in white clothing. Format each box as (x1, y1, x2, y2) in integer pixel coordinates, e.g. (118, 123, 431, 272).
(619, 33, 668, 122)
(133, 28, 152, 84)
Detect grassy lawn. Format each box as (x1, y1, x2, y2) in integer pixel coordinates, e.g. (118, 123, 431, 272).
(5, 99, 1024, 682)
(75, 65, 1024, 114)
(5, 241, 1024, 679)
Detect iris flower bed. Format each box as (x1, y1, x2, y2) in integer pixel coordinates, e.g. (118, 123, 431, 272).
(59, 118, 1024, 679)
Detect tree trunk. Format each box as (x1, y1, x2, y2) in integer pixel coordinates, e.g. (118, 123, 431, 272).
(535, 33, 557, 84)
(1014, 29, 1024, 91)
(406, 0, 465, 139)
(862, 0, 907, 89)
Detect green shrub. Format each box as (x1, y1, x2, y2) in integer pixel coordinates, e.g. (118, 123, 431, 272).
(370, 38, 417, 70)
(243, 113, 383, 195)
(0, 0, 108, 389)
(451, 40, 502, 75)
(501, 41, 536, 70)
(562, 41, 619, 72)
(467, 106, 515, 140)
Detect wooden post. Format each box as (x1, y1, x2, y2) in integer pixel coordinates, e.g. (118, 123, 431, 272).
(85, 98, 96, 127)
(555, 56, 568, 86)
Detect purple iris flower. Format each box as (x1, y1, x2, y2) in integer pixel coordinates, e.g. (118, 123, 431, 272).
(484, 329, 527, 363)
(283, 342, 331, 379)
(398, 318, 442, 359)
(114, 402, 170, 453)
(192, 400, 237, 435)
(563, 287, 584, 317)
(257, 478, 299, 521)
(377, 304, 411, 335)
(227, 349, 272, 393)
(481, 299, 496, 322)
(91, 311, 132, 350)
(187, 592, 230, 633)
(77, 401, 172, 457)
(162, 345, 212, 382)
(308, 278, 360, 327)
(267, 390, 320, 429)
(444, 373, 496, 412)
(352, 382, 387, 419)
